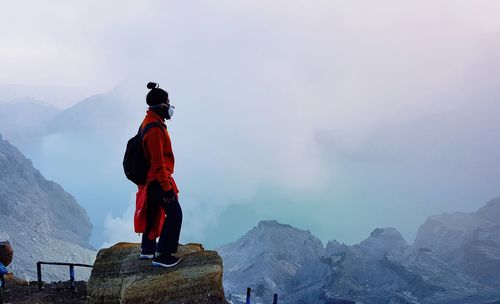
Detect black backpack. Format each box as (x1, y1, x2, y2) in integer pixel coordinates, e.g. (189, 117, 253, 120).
(123, 122, 165, 185)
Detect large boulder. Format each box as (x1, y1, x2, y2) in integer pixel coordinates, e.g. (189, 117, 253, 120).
(0, 241, 13, 266)
(88, 243, 227, 304)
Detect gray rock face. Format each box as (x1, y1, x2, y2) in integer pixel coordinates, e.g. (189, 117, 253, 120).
(219, 200, 500, 304)
(413, 198, 500, 288)
(414, 212, 483, 259)
(217, 220, 326, 304)
(321, 228, 416, 304)
(0, 134, 96, 281)
(357, 227, 407, 260)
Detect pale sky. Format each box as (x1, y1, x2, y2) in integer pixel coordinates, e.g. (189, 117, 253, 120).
(2, 1, 500, 89)
(1, 1, 500, 248)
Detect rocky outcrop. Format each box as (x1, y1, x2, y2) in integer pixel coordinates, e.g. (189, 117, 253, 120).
(356, 227, 407, 260)
(218, 220, 326, 304)
(412, 198, 500, 287)
(219, 201, 500, 304)
(88, 242, 227, 304)
(0, 134, 96, 281)
(218, 222, 415, 304)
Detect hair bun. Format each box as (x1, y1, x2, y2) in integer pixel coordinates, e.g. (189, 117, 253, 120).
(147, 82, 159, 89)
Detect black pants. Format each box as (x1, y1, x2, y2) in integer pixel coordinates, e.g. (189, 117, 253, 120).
(141, 181, 183, 255)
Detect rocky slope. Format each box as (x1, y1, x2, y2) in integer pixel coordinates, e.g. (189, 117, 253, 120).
(218, 199, 500, 304)
(4, 84, 151, 247)
(0, 134, 96, 281)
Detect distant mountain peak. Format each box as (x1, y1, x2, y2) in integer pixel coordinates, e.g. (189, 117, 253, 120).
(358, 227, 407, 260)
(2, 97, 61, 110)
(477, 197, 500, 223)
(369, 227, 404, 239)
(362, 227, 406, 244)
(257, 220, 292, 229)
(217, 220, 326, 303)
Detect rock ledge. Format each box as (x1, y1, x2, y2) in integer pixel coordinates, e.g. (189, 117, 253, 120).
(88, 243, 227, 304)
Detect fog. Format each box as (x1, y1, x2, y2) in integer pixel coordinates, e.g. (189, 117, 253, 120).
(1, 1, 500, 248)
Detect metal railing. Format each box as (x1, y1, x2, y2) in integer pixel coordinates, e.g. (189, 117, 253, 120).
(36, 261, 93, 291)
(245, 287, 278, 304)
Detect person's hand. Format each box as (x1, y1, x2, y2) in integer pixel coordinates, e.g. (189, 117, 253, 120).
(161, 189, 176, 206)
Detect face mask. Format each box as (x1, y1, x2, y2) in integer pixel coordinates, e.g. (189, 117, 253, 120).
(168, 105, 175, 119)
(150, 104, 175, 120)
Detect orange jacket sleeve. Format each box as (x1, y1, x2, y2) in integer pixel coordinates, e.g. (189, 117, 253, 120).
(144, 127, 172, 192)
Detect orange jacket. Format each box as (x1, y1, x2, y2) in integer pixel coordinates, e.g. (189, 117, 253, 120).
(134, 110, 179, 239)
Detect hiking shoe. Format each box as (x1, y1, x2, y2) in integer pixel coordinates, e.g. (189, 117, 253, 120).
(152, 254, 181, 268)
(139, 250, 155, 260)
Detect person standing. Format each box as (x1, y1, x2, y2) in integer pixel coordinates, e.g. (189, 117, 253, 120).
(134, 82, 182, 268)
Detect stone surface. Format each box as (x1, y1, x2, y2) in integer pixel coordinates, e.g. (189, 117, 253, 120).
(88, 242, 227, 304)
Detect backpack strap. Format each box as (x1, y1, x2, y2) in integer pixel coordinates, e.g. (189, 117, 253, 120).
(140, 122, 166, 138)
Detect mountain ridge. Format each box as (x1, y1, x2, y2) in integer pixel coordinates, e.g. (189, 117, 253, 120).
(219, 198, 500, 304)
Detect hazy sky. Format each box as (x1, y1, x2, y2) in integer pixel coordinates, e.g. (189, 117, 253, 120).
(1, 1, 500, 248)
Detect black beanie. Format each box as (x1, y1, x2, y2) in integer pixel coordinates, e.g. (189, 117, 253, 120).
(146, 82, 169, 106)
